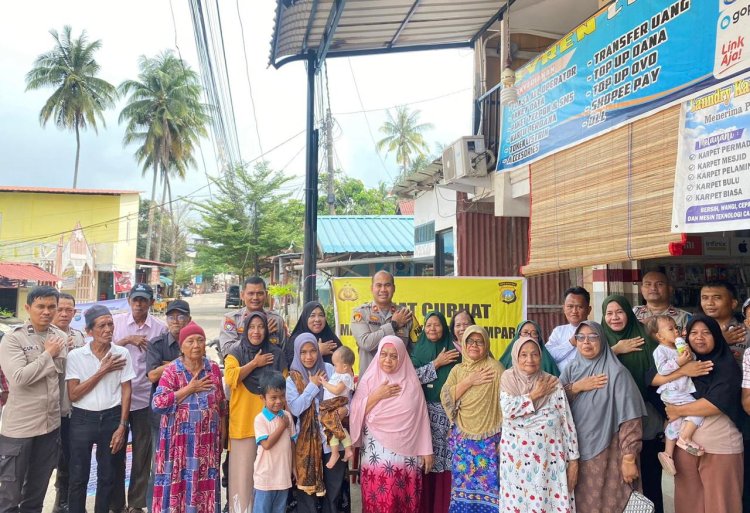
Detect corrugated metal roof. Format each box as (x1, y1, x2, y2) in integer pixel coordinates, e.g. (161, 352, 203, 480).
(0, 186, 140, 195)
(0, 262, 60, 283)
(270, 0, 508, 68)
(317, 215, 414, 254)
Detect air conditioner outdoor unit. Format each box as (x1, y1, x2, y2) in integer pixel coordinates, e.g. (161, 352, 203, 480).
(442, 136, 488, 181)
(442, 143, 457, 182)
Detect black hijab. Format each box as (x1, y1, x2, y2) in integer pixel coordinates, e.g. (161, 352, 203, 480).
(287, 301, 342, 364)
(226, 311, 287, 395)
(686, 314, 742, 429)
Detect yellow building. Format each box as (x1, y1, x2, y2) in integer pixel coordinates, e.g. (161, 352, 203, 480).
(0, 186, 140, 301)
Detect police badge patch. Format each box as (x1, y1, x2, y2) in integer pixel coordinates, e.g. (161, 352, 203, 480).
(223, 320, 236, 332)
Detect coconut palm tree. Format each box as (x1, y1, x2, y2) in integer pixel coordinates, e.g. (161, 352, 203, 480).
(119, 51, 209, 260)
(376, 105, 433, 178)
(25, 26, 117, 188)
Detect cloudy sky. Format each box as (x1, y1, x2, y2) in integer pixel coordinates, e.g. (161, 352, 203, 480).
(0, 0, 474, 203)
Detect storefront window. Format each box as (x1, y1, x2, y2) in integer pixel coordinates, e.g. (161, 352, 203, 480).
(435, 229, 454, 276)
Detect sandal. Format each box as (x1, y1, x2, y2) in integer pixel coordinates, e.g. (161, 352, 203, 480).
(677, 438, 705, 457)
(658, 452, 677, 476)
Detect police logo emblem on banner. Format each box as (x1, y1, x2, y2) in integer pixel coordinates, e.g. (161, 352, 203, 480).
(498, 282, 518, 304)
(336, 283, 359, 302)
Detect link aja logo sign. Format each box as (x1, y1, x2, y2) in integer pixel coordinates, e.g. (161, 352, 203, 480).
(715, 1, 749, 78)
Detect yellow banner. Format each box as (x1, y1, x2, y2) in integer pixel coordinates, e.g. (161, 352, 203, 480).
(332, 277, 526, 372)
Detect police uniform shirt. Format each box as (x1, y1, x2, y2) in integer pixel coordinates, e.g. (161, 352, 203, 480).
(0, 322, 67, 437)
(350, 302, 413, 376)
(219, 307, 288, 356)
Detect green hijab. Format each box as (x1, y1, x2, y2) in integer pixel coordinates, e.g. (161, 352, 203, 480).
(601, 294, 658, 397)
(499, 320, 560, 377)
(411, 311, 459, 402)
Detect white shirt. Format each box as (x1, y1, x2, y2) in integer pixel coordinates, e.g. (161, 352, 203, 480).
(323, 372, 354, 402)
(545, 324, 579, 372)
(65, 343, 136, 412)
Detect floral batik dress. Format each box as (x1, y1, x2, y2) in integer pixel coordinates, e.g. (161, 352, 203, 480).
(151, 358, 227, 513)
(498, 386, 579, 513)
(360, 425, 423, 513)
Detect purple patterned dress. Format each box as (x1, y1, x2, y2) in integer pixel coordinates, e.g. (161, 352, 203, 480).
(151, 357, 227, 513)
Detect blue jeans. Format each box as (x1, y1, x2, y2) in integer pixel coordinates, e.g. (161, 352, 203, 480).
(68, 406, 121, 513)
(253, 489, 288, 513)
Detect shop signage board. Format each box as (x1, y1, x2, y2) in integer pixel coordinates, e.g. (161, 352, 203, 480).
(331, 277, 526, 374)
(499, 0, 750, 171)
(672, 73, 750, 233)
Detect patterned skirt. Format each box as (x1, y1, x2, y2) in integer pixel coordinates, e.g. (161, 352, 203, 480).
(448, 426, 501, 513)
(360, 426, 423, 513)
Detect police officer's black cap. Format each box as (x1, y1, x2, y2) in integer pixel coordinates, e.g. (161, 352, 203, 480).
(129, 283, 154, 300)
(85, 305, 111, 329)
(166, 299, 190, 315)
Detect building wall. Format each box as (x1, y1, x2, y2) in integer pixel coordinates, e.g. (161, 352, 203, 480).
(413, 187, 457, 265)
(456, 205, 568, 335)
(0, 191, 139, 273)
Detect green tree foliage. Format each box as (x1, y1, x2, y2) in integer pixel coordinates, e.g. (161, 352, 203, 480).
(318, 171, 396, 215)
(136, 199, 189, 263)
(25, 25, 117, 188)
(194, 162, 304, 278)
(119, 51, 209, 261)
(376, 105, 433, 178)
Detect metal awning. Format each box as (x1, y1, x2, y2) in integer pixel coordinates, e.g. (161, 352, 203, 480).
(0, 262, 60, 283)
(270, 0, 509, 68)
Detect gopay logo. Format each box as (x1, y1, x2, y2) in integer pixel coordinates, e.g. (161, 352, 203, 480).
(729, 4, 750, 25)
(721, 14, 732, 28)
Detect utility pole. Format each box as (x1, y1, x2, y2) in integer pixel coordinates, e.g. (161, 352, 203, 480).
(325, 109, 336, 215)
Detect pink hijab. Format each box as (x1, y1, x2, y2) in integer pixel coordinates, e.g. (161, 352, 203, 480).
(350, 336, 433, 457)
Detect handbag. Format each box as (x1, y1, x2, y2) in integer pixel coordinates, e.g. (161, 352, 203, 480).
(622, 485, 655, 513)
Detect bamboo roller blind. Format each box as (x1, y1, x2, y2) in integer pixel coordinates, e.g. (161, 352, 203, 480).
(521, 105, 685, 275)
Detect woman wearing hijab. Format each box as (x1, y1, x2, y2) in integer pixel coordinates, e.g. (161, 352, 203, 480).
(499, 335, 578, 513)
(286, 301, 342, 365)
(151, 323, 228, 513)
(499, 320, 560, 376)
(668, 315, 743, 513)
(410, 311, 460, 513)
(224, 311, 287, 513)
(601, 294, 664, 511)
(440, 326, 504, 512)
(350, 335, 434, 513)
(449, 310, 475, 352)
(560, 320, 647, 513)
(285, 332, 347, 513)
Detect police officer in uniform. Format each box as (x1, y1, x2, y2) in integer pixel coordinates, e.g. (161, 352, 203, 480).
(217, 276, 287, 503)
(351, 270, 414, 375)
(219, 276, 288, 356)
(0, 286, 67, 513)
(51, 293, 86, 513)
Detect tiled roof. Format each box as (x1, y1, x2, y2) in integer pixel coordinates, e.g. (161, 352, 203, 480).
(0, 262, 60, 282)
(397, 200, 415, 215)
(317, 216, 414, 255)
(0, 186, 140, 195)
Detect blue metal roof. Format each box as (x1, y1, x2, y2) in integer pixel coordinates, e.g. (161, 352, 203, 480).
(317, 216, 414, 255)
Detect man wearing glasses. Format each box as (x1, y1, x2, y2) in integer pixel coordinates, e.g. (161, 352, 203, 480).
(145, 299, 192, 512)
(546, 287, 592, 373)
(633, 271, 690, 330)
